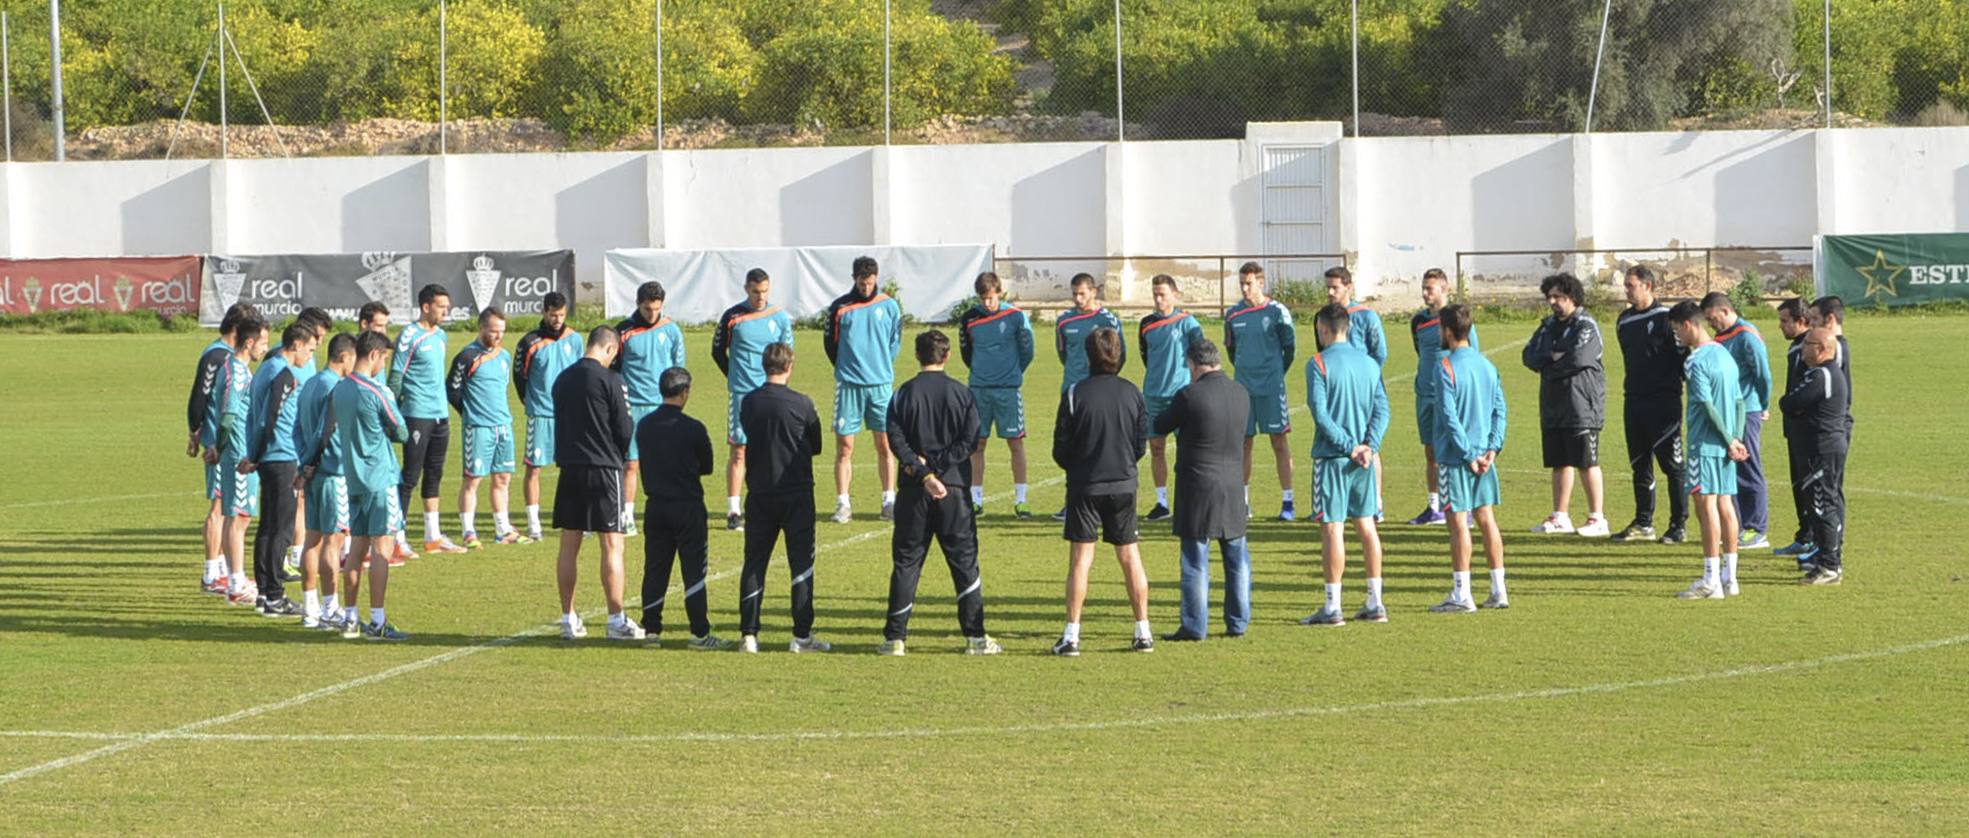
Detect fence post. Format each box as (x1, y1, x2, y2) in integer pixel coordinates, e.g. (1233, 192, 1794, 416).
(3, 12, 11, 163)
(655, 0, 663, 150)
(218, 1, 228, 158)
(1112, 0, 1124, 142)
(1585, 0, 1612, 133)
(1821, 0, 1832, 129)
(439, 0, 448, 154)
(1705, 249, 1714, 295)
(1349, 0, 1359, 137)
(49, 0, 63, 161)
(883, 0, 891, 145)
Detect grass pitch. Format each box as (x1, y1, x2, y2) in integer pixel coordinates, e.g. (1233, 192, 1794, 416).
(2, 314, 1967, 833)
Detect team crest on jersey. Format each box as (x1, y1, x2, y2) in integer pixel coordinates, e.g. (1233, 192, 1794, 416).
(465, 255, 501, 313)
(213, 260, 247, 311)
(357, 252, 414, 314)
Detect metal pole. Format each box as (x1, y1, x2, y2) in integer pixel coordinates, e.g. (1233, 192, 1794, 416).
(3, 12, 12, 163)
(654, 0, 663, 150)
(1585, 0, 1612, 132)
(439, 0, 447, 154)
(1822, 0, 1832, 128)
(218, 1, 228, 158)
(1350, 0, 1359, 137)
(1112, 0, 1123, 141)
(49, 0, 63, 161)
(883, 0, 891, 145)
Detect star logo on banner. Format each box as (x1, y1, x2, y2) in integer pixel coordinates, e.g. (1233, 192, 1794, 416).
(1854, 249, 1904, 302)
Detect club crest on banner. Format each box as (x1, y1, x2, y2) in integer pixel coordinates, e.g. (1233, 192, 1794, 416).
(358, 252, 414, 313)
(214, 260, 248, 311)
(466, 254, 502, 313)
(22, 277, 42, 313)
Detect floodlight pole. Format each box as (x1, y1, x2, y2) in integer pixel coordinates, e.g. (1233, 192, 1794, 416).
(883, 0, 892, 145)
(1350, 0, 1359, 137)
(1113, 0, 1123, 141)
(655, 0, 664, 150)
(49, 0, 63, 161)
(218, 1, 228, 158)
(3, 12, 12, 163)
(1822, 0, 1832, 128)
(439, 0, 448, 154)
(1585, 0, 1612, 133)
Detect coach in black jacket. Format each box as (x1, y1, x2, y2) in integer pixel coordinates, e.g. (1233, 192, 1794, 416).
(1152, 338, 1252, 641)
(1521, 272, 1609, 536)
(634, 367, 729, 648)
(550, 326, 642, 640)
(880, 330, 998, 655)
(1614, 266, 1688, 543)
(736, 342, 829, 653)
(1049, 326, 1155, 656)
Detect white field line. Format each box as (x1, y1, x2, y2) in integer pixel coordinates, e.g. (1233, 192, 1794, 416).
(4, 631, 1962, 749)
(0, 492, 198, 512)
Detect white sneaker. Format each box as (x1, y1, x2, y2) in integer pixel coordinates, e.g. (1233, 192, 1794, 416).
(878, 639, 907, 656)
(1480, 593, 1510, 610)
(1429, 594, 1478, 614)
(1575, 515, 1611, 538)
(965, 635, 1003, 655)
(790, 635, 833, 653)
(831, 502, 852, 524)
(1677, 578, 1725, 600)
(561, 617, 588, 639)
(1724, 578, 1741, 597)
(739, 634, 760, 654)
(1530, 514, 1575, 534)
(606, 617, 647, 641)
(301, 612, 323, 629)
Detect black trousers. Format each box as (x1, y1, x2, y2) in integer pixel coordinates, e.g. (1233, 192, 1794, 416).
(642, 500, 711, 638)
(1786, 435, 1811, 544)
(252, 461, 299, 600)
(1623, 397, 1687, 528)
(739, 491, 816, 638)
(885, 483, 985, 641)
(1800, 451, 1847, 571)
(399, 418, 450, 514)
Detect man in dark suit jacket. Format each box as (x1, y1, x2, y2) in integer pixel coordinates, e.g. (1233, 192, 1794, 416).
(1152, 338, 1252, 641)
(1050, 326, 1153, 656)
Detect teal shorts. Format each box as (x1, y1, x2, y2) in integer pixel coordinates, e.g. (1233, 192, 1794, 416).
(1415, 397, 1438, 446)
(1246, 390, 1291, 436)
(464, 424, 517, 477)
(204, 459, 224, 501)
(1146, 395, 1174, 437)
(834, 383, 892, 436)
(386, 488, 406, 533)
(1436, 461, 1501, 514)
(220, 456, 259, 518)
(351, 490, 395, 538)
(626, 404, 660, 460)
(1313, 457, 1379, 522)
(305, 473, 351, 534)
(524, 416, 555, 468)
(1686, 453, 1738, 496)
(728, 392, 750, 445)
(972, 386, 1026, 439)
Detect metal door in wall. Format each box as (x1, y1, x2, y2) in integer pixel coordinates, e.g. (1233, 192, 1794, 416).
(1259, 144, 1339, 283)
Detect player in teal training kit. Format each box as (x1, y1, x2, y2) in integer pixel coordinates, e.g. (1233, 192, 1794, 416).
(1407, 268, 1480, 525)
(1670, 301, 1749, 601)
(1300, 304, 1390, 627)
(1140, 274, 1204, 522)
(1701, 292, 1773, 551)
(1224, 262, 1297, 521)
(295, 333, 355, 632)
(712, 268, 796, 531)
(335, 329, 412, 641)
(513, 292, 583, 541)
(615, 281, 688, 536)
(1055, 272, 1125, 393)
(824, 256, 904, 523)
(449, 308, 522, 548)
(1430, 304, 1510, 613)
(391, 284, 464, 554)
(958, 271, 1035, 518)
(215, 317, 271, 606)
(1324, 265, 1390, 521)
(188, 304, 251, 596)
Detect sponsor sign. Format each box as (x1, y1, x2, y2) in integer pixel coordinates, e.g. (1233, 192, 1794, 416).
(1817, 233, 1969, 308)
(0, 256, 204, 317)
(200, 250, 574, 325)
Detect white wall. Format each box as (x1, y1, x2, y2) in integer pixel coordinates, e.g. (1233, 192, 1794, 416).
(888, 142, 1107, 256)
(1591, 130, 1818, 249)
(1820, 127, 1969, 234)
(224, 156, 433, 254)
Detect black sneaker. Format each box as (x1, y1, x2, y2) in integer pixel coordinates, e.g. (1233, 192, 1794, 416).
(725, 513, 744, 532)
(1131, 636, 1155, 653)
(1612, 522, 1655, 542)
(1658, 525, 1688, 545)
(1144, 503, 1172, 522)
(1050, 636, 1080, 657)
(1051, 508, 1068, 522)
(1160, 629, 1203, 642)
(1803, 567, 1843, 586)
(260, 597, 303, 618)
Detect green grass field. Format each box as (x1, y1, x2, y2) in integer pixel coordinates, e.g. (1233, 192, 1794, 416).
(2, 314, 1967, 833)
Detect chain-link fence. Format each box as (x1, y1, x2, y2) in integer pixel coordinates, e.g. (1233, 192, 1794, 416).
(2, 0, 1965, 160)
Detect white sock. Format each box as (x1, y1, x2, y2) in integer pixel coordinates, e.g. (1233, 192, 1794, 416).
(494, 512, 512, 535)
(230, 571, 247, 589)
(1323, 582, 1341, 610)
(971, 485, 985, 504)
(369, 606, 385, 626)
(881, 490, 896, 506)
(1367, 577, 1383, 606)
(837, 494, 851, 508)
(727, 496, 742, 515)
(343, 605, 358, 622)
(526, 505, 542, 532)
(1703, 556, 1720, 585)
(1154, 486, 1169, 505)
(1452, 570, 1471, 600)
(623, 501, 635, 525)
(461, 511, 476, 536)
(303, 589, 321, 617)
(395, 529, 409, 546)
(323, 594, 339, 614)
(424, 512, 440, 542)
(1428, 491, 1442, 512)
(564, 611, 581, 626)
(1282, 489, 1295, 503)
(608, 611, 626, 629)
(1014, 483, 1028, 503)
(1722, 553, 1739, 584)
(1489, 568, 1507, 598)
(341, 539, 352, 559)
(1062, 622, 1081, 643)
(286, 544, 302, 562)
(1133, 620, 1151, 640)
(204, 558, 225, 582)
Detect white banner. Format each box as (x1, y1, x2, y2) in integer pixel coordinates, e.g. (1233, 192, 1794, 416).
(604, 244, 994, 324)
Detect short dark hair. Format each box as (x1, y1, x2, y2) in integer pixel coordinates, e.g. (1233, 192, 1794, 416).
(1541, 273, 1586, 307)
(1667, 299, 1705, 327)
(218, 303, 252, 337)
(1324, 266, 1352, 284)
(744, 267, 770, 287)
(852, 256, 879, 280)
(1084, 327, 1122, 375)
(1626, 265, 1658, 287)
(417, 283, 449, 306)
(478, 307, 505, 328)
(235, 313, 268, 343)
(326, 332, 358, 361)
(542, 291, 568, 312)
(587, 325, 620, 351)
(281, 322, 313, 349)
(298, 307, 333, 336)
(1315, 302, 1352, 338)
(1238, 261, 1264, 278)
(1422, 268, 1448, 287)
(915, 330, 951, 365)
(1440, 304, 1473, 343)
(1812, 295, 1845, 323)
(358, 301, 390, 324)
(762, 341, 794, 375)
(1185, 337, 1220, 367)
(1699, 291, 1733, 312)
(1777, 297, 1808, 320)
(659, 367, 692, 398)
(974, 271, 1001, 296)
(636, 281, 666, 304)
(1070, 272, 1099, 292)
(355, 329, 391, 359)
(1151, 273, 1177, 291)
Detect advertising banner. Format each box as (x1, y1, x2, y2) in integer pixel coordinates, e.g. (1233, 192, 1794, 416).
(200, 250, 575, 326)
(0, 256, 203, 317)
(1816, 233, 1969, 307)
(603, 244, 995, 324)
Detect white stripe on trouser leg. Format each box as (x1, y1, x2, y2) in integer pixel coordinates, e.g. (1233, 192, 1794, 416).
(889, 603, 913, 617)
(741, 588, 763, 602)
(957, 579, 982, 599)
(650, 595, 666, 607)
(791, 568, 813, 587)
(684, 580, 706, 597)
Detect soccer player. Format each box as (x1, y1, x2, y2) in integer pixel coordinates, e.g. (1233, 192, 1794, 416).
(1775, 298, 1814, 565)
(615, 281, 687, 537)
(1051, 327, 1154, 656)
(1668, 301, 1749, 600)
(1779, 327, 1850, 585)
(634, 367, 733, 650)
(358, 301, 391, 335)
(188, 303, 251, 596)
(391, 283, 466, 555)
(214, 313, 270, 606)
(1052, 272, 1125, 521)
(881, 330, 1000, 656)
(241, 322, 319, 616)
(712, 268, 795, 532)
(550, 326, 645, 641)
(1700, 292, 1773, 550)
(736, 342, 830, 654)
(1430, 304, 1511, 613)
(295, 332, 356, 632)
(1300, 304, 1391, 626)
(1152, 338, 1250, 641)
(513, 292, 584, 542)
(1224, 261, 1296, 521)
(1521, 273, 1611, 538)
(1326, 267, 1389, 518)
(958, 271, 1035, 518)
(448, 308, 522, 548)
(332, 329, 411, 639)
(1139, 274, 1204, 522)
(283, 307, 334, 581)
(1613, 265, 1688, 544)
(823, 255, 903, 523)
(1405, 268, 1479, 526)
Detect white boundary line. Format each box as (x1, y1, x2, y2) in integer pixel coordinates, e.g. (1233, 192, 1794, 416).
(4, 631, 1962, 749)
(0, 491, 198, 512)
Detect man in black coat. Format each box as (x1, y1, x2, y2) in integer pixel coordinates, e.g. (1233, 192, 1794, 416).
(1050, 327, 1154, 656)
(1151, 338, 1251, 641)
(634, 366, 733, 650)
(880, 330, 1001, 656)
(736, 342, 829, 654)
(550, 326, 644, 641)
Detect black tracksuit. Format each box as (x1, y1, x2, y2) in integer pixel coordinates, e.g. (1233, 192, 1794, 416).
(1053, 373, 1148, 544)
(882, 370, 984, 641)
(636, 403, 715, 637)
(248, 365, 300, 601)
(1616, 304, 1688, 529)
(550, 358, 632, 532)
(738, 382, 824, 637)
(1783, 336, 1810, 545)
(1779, 361, 1850, 571)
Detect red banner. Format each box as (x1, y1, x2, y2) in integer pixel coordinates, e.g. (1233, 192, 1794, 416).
(0, 256, 203, 317)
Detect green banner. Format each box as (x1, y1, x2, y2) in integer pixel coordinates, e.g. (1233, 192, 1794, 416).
(1818, 233, 1969, 307)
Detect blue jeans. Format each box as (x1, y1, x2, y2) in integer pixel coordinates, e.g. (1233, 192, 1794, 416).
(1179, 537, 1250, 637)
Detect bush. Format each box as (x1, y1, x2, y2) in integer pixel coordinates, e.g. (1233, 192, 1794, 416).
(1730, 270, 1766, 314)
(746, 0, 1013, 132)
